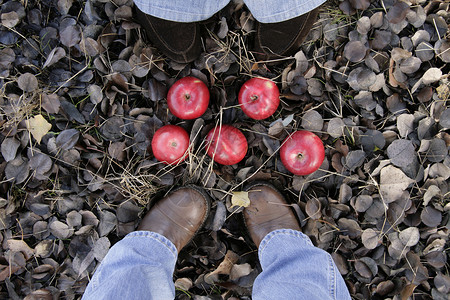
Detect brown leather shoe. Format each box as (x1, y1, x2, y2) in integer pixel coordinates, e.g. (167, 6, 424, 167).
(254, 8, 320, 60)
(134, 6, 201, 64)
(243, 182, 301, 247)
(138, 186, 210, 252)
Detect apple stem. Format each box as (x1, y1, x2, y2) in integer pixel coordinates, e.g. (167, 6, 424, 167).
(297, 153, 303, 159)
(250, 95, 259, 101)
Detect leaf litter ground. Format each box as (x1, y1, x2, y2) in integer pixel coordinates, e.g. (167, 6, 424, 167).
(0, 0, 449, 299)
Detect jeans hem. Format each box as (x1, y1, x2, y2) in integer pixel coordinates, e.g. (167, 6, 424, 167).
(134, 0, 326, 23)
(248, 0, 326, 23)
(134, 1, 229, 23)
(126, 231, 178, 257)
(86, 231, 177, 293)
(258, 229, 313, 254)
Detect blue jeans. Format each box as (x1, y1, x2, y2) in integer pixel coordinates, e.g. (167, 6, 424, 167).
(83, 229, 351, 300)
(133, 0, 326, 23)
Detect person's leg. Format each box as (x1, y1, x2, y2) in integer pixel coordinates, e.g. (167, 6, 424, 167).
(82, 231, 177, 300)
(82, 187, 210, 300)
(245, 0, 326, 59)
(243, 183, 351, 300)
(253, 229, 351, 300)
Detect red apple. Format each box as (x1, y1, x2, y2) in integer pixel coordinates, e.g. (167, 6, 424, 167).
(167, 76, 209, 120)
(152, 125, 189, 164)
(280, 130, 325, 175)
(205, 125, 247, 165)
(238, 77, 280, 120)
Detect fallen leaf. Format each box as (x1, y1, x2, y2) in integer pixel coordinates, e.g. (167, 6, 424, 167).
(24, 289, 53, 300)
(0, 265, 21, 281)
(174, 278, 193, 291)
(87, 84, 103, 104)
(422, 68, 442, 84)
(98, 210, 116, 237)
(26, 115, 52, 144)
(424, 138, 446, 162)
(73, 250, 95, 277)
(93, 237, 110, 261)
(434, 273, 450, 294)
(42, 94, 61, 114)
(360, 129, 385, 152)
(60, 99, 86, 124)
(7, 240, 35, 260)
(305, 198, 321, 219)
(301, 110, 323, 132)
(42, 47, 66, 68)
(354, 195, 373, 212)
(423, 185, 441, 206)
(18, 72, 38, 92)
(108, 141, 126, 161)
(399, 227, 420, 247)
(401, 283, 417, 300)
(421, 206, 442, 228)
(386, 1, 410, 24)
(376, 280, 395, 296)
(327, 118, 345, 138)
(349, 0, 370, 10)
(345, 150, 366, 171)
(230, 263, 252, 280)
(1, 138, 20, 162)
(361, 228, 380, 249)
(231, 191, 250, 208)
(355, 257, 377, 279)
(338, 218, 361, 238)
(211, 201, 227, 231)
(66, 211, 82, 228)
(397, 114, 415, 137)
(29, 152, 53, 177)
(399, 57, 421, 74)
(344, 41, 367, 62)
(1, 11, 19, 28)
(387, 140, 416, 168)
(49, 220, 72, 239)
(55, 128, 80, 150)
(380, 165, 414, 202)
(205, 250, 239, 284)
(5, 157, 29, 184)
(439, 108, 450, 128)
(60, 24, 81, 48)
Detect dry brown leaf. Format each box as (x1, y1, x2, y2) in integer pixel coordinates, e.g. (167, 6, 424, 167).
(400, 283, 417, 300)
(18, 72, 38, 92)
(231, 191, 250, 208)
(7, 239, 35, 260)
(0, 265, 21, 282)
(26, 115, 52, 144)
(204, 250, 240, 284)
(380, 165, 414, 202)
(230, 263, 252, 281)
(1, 11, 19, 28)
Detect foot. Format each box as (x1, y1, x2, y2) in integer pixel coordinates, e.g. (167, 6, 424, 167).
(243, 183, 301, 247)
(134, 6, 201, 63)
(254, 8, 320, 60)
(138, 187, 210, 252)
